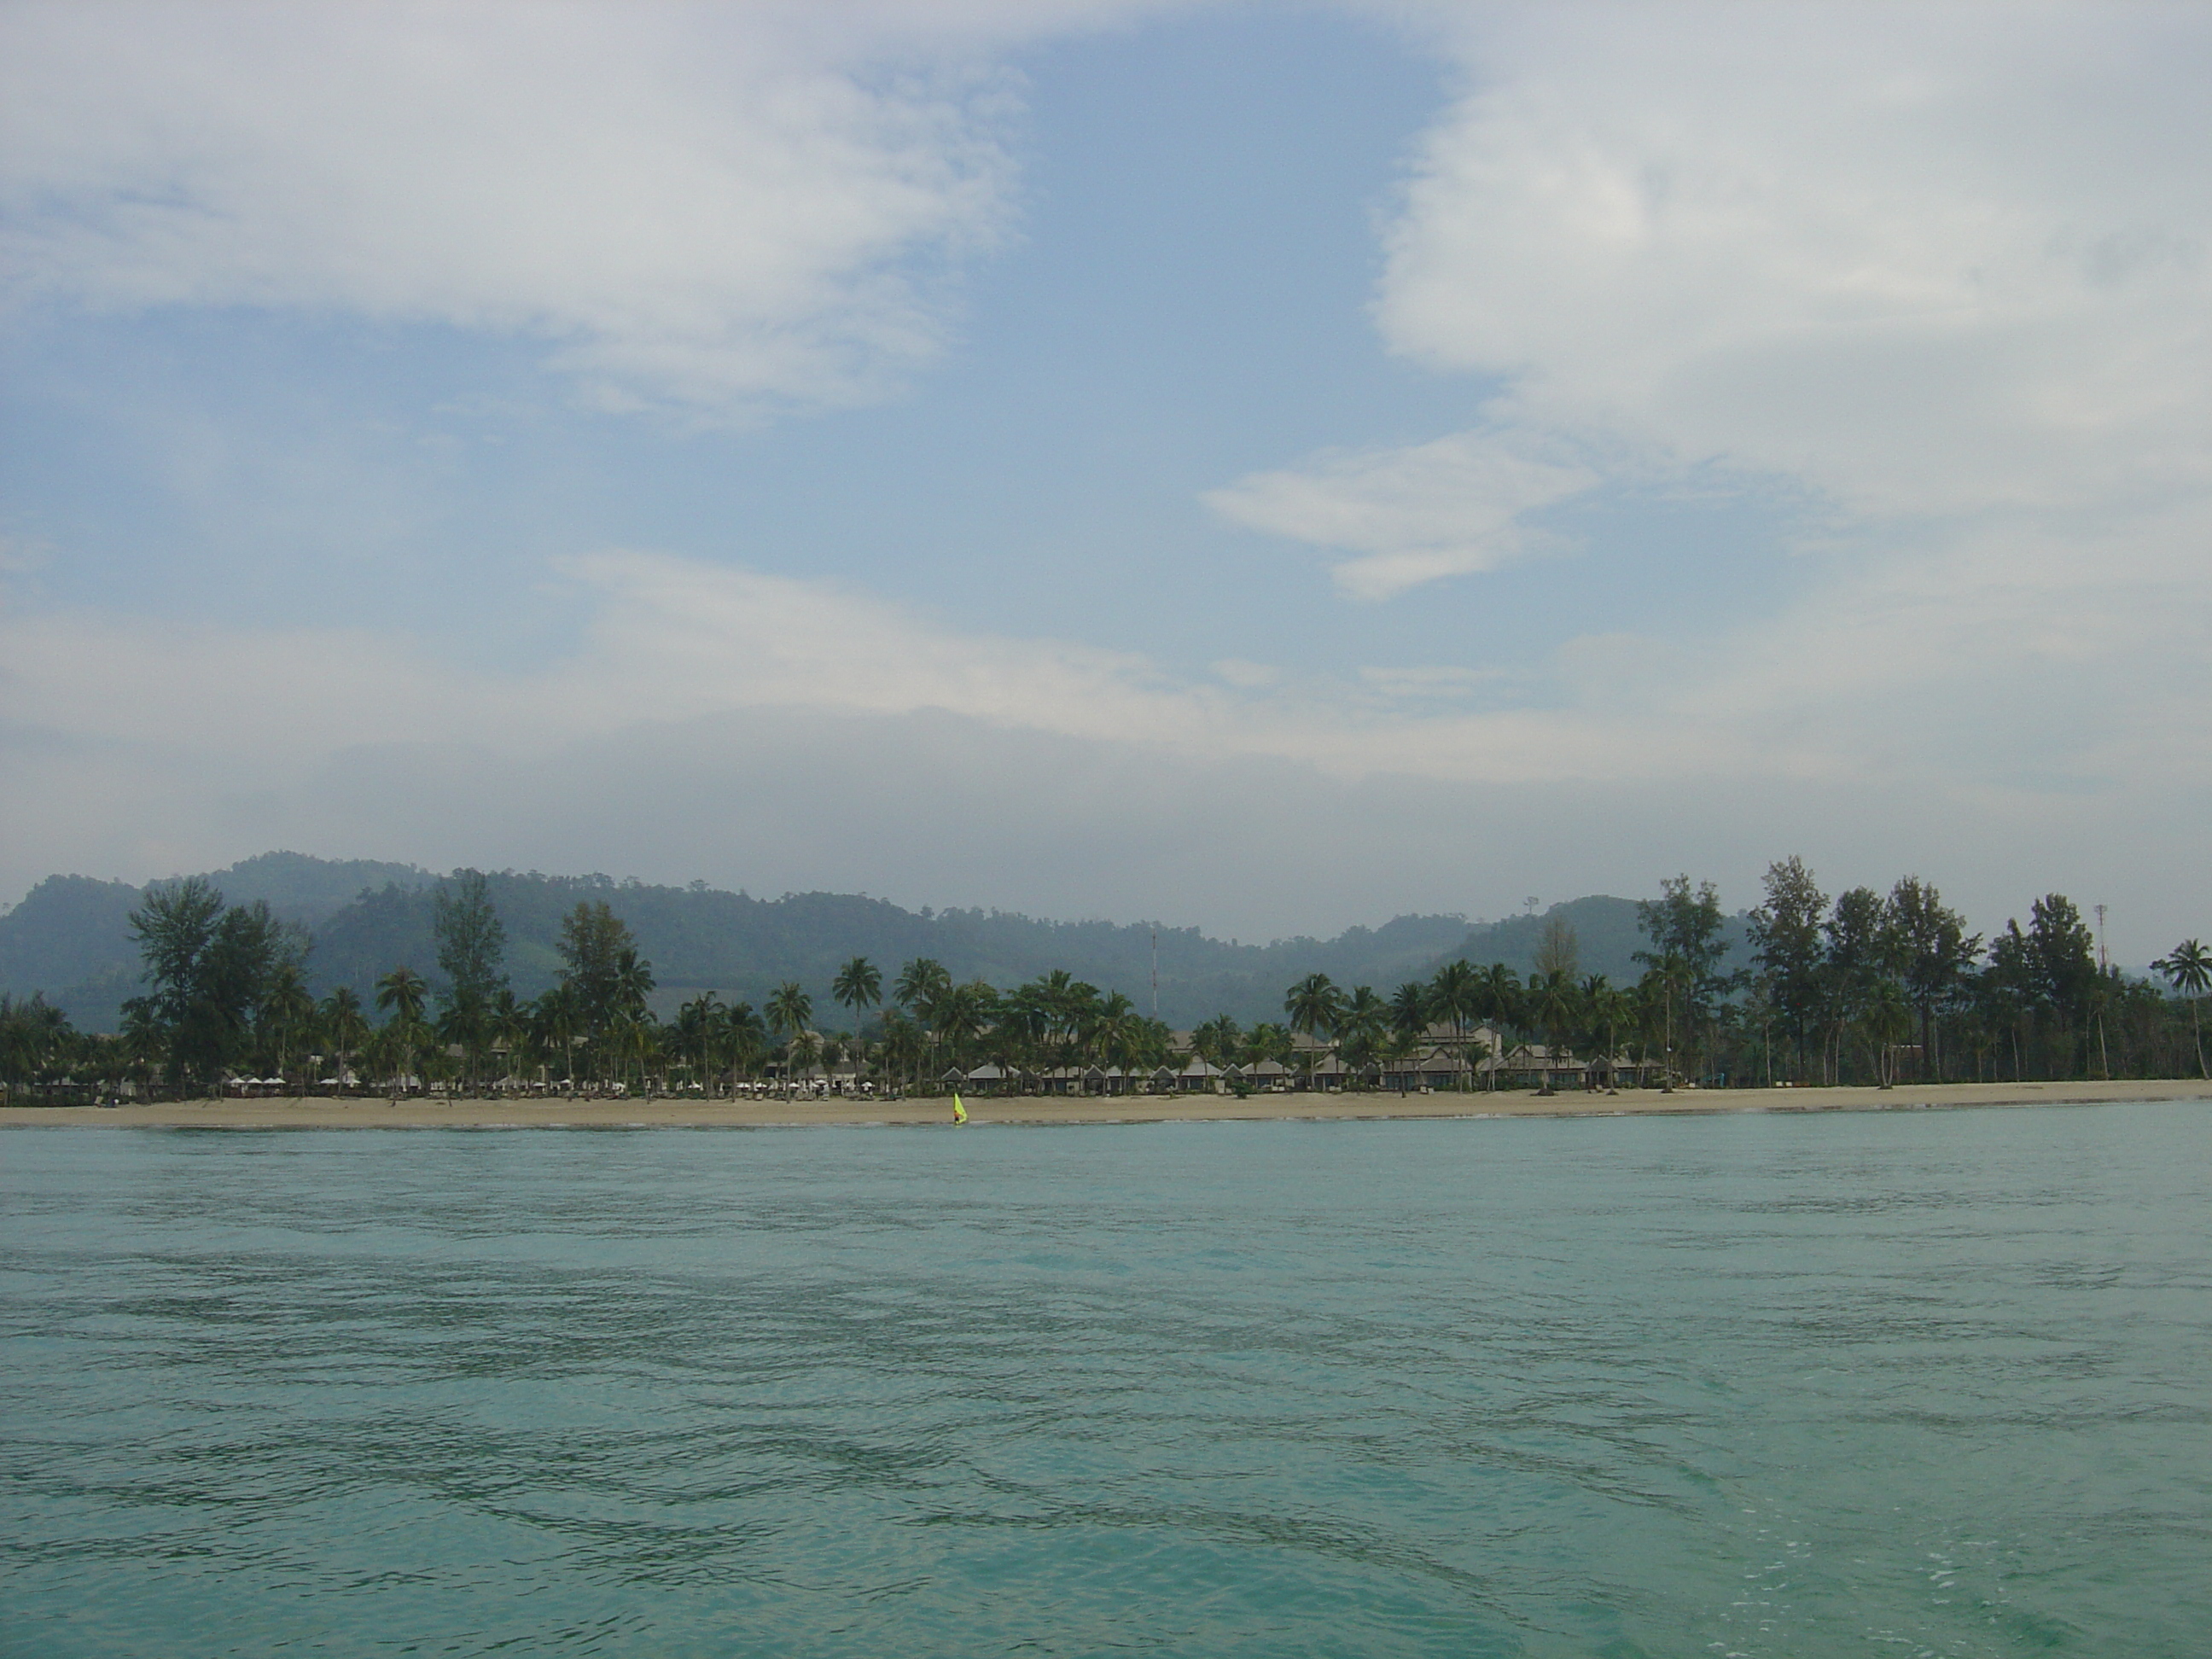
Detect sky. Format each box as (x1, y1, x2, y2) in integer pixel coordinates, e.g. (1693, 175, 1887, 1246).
(2, 0, 2207, 960)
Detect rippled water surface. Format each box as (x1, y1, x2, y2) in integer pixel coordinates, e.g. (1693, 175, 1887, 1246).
(4, 1104, 2209, 1656)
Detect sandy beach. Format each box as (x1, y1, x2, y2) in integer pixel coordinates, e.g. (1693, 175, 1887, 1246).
(5, 1077, 2208, 1130)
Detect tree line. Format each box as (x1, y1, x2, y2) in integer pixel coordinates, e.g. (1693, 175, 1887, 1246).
(1, 860, 2205, 1103)
(1737, 861, 2207, 1087)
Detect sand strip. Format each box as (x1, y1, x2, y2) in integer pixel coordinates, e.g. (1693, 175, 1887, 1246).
(3, 1078, 2208, 1129)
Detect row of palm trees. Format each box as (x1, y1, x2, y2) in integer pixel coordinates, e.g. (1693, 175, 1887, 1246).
(1275, 959, 1643, 1087)
(534, 955, 1605, 1097)
(7, 923, 2205, 1105)
(267, 926, 2212, 1095)
(286, 952, 1643, 1096)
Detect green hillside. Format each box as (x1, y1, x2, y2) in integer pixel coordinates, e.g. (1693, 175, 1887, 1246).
(2, 855, 1471, 1031)
(2, 853, 1749, 1033)
(0, 853, 431, 1028)
(301, 873, 1475, 1029)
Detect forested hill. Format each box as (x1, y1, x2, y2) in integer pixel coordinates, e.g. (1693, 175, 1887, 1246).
(306, 876, 1474, 1031)
(0, 853, 1748, 1032)
(0, 854, 1458, 1030)
(0, 853, 434, 1029)
(307, 882, 1742, 1024)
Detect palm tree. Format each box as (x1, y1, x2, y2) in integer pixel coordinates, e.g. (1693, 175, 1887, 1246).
(358, 1019, 402, 1094)
(832, 957, 882, 1034)
(1478, 963, 1522, 1089)
(877, 1009, 924, 1092)
(1382, 982, 1430, 1092)
(1580, 975, 1628, 1090)
(672, 993, 724, 1092)
(1428, 959, 1480, 1088)
(1131, 1016, 1175, 1083)
(489, 987, 528, 1090)
(1388, 981, 1429, 1039)
(893, 958, 952, 1076)
(321, 987, 368, 1090)
(787, 1027, 823, 1090)
(1337, 986, 1387, 1087)
(1089, 992, 1143, 1089)
(1528, 969, 1580, 1091)
(1190, 1014, 1242, 1078)
(935, 980, 997, 1072)
(434, 989, 490, 1095)
(119, 995, 163, 1100)
(612, 947, 655, 1022)
(2153, 940, 2210, 1079)
(1030, 969, 1097, 1072)
(1283, 973, 1344, 1088)
(262, 960, 317, 1091)
(375, 966, 429, 1091)
(894, 957, 951, 1014)
(608, 1009, 661, 1095)
(532, 982, 580, 1091)
(375, 965, 428, 1026)
(1861, 979, 1912, 1087)
(1000, 981, 1056, 1076)
(721, 1000, 765, 1093)
(1284, 972, 1343, 1054)
(1241, 1021, 1294, 1068)
(766, 981, 812, 1043)
(765, 981, 812, 1093)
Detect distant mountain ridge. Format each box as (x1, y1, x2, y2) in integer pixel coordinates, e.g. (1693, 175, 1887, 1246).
(0, 853, 1745, 1032)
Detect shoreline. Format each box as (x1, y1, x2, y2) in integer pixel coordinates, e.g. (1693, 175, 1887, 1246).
(3, 1077, 2208, 1130)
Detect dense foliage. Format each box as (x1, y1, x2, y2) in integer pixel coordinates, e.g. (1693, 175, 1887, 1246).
(1, 858, 1600, 1033)
(2, 862, 2204, 1103)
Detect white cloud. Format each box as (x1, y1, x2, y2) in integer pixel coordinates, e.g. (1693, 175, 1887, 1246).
(1183, 4, 2212, 946)
(0, 0, 1177, 416)
(1220, 2, 2210, 598)
(0, 548, 1696, 824)
(1378, 1, 2211, 519)
(11, 533, 2199, 819)
(1204, 430, 1596, 598)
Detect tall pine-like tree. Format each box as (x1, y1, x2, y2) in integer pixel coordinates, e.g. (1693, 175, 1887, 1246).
(1634, 875, 1734, 1080)
(125, 879, 294, 1097)
(433, 870, 509, 1007)
(1886, 876, 1979, 1080)
(1747, 856, 1827, 1081)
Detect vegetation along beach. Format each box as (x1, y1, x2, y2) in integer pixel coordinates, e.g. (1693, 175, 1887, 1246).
(4, 852, 2205, 1121)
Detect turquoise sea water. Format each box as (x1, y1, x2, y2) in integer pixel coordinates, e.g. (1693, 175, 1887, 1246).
(3, 1104, 2208, 1657)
